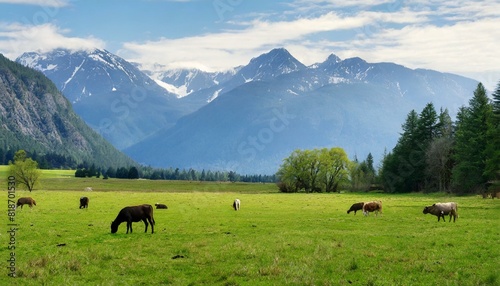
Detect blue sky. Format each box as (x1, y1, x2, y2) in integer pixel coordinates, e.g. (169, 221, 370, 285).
(0, 0, 499, 90)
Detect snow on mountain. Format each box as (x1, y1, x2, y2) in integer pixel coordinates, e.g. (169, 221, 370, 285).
(16, 48, 189, 150)
(16, 47, 479, 174)
(235, 48, 307, 82)
(125, 49, 479, 174)
(142, 67, 238, 98)
(18, 48, 163, 103)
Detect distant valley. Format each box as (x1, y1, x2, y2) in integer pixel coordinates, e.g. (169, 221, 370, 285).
(16, 48, 479, 174)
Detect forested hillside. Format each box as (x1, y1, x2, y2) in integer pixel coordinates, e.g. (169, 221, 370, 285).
(380, 83, 500, 194)
(0, 54, 135, 169)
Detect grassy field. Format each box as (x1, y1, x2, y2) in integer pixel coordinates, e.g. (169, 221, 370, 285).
(1, 167, 499, 285)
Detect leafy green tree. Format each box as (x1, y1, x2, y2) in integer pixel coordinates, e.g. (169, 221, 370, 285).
(8, 150, 41, 192)
(277, 147, 350, 193)
(317, 147, 350, 192)
(277, 149, 317, 193)
(452, 83, 492, 193)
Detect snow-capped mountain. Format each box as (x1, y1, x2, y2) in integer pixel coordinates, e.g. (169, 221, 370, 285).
(16, 48, 190, 150)
(17, 48, 171, 103)
(17, 47, 479, 174)
(125, 49, 479, 174)
(234, 48, 307, 82)
(158, 48, 310, 110)
(145, 67, 238, 98)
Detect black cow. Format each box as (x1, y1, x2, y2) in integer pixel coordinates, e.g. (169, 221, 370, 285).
(111, 204, 155, 234)
(80, 197, 89, 209)
(347, 202, 364, 215)
(155, 203, 168, 209)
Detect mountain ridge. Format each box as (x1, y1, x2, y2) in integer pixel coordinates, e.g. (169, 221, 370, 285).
(125, 49, 478, 174)
(16, 48, 479, 174)
(16, 48, 192, 150)
(0, 53, 135, 168)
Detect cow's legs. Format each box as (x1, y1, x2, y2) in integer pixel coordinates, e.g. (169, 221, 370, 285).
(147, 218, 154, 233)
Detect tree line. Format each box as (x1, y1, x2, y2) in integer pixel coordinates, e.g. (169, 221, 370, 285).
(277, 82, 500, 194)
(75, 164, 276, 183)
(380, 82, 499, 194)
(7, 81, 498, 191)
(0, 148, 82, 169)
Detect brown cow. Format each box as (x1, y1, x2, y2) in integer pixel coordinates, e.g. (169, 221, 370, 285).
(363, 201, 382, 216)
(16, 197, 36, 209)
(347, 202, 364, 215)
(111, 204, 155, 234)
(80, 197, 89, 209)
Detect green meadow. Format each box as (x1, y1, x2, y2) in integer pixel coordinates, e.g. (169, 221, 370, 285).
(1, 167, 499, 285)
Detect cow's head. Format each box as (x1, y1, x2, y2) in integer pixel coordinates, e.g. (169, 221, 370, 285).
(111, 221, 119, 233)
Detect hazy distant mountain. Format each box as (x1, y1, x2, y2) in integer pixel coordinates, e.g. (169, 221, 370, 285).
(0, 54, 135, 168)
(16, 48, 190, 149)
(126, 48, 478, 174)
(15, 47, 479, 174)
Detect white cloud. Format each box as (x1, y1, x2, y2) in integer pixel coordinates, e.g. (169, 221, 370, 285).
(1, 0, 498, 89)
(0, 23, 105, 59)
(119, 1, 500, 90)
(119, 10, 424, 71)
(348, 18, 500, 74)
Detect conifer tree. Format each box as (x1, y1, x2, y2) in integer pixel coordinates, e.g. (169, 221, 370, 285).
(452, 83, 492, 193)
(425, 108, 454, 192)
(381, 110, 419, 193)
(485, 81, 500, 183)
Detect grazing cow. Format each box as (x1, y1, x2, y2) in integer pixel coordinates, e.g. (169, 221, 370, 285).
(111, 204, 155, 234)
(80, 197, 89, 209)
(423, 202, 458, 222)
(16, 197, 36, 209)
(347, 202, 364, 215)
(493, 191, 500, 199)
(155, 203, 168, 209)
(233, 199, 241, 211)
(481, 192, 491, 199)
(363, 201, 382, 216)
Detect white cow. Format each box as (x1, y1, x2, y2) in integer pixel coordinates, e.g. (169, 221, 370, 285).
(233, 199, 241, 211)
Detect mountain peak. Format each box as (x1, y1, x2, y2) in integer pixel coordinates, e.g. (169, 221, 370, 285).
(237, 48, 306, 82)
(15, 48, 182, 150)
(326, 54, 342, 63)
(316, 53, 342, 71)
(249, 48, 296, 65)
